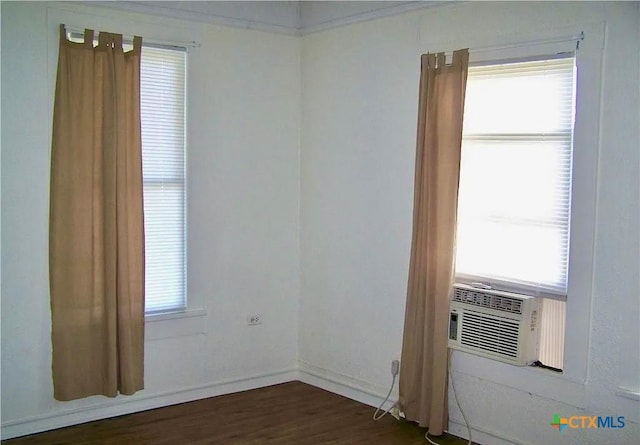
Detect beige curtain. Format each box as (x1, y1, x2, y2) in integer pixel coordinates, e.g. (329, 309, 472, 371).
(49, 26, 145, 401)
(398, 49, 469, 434)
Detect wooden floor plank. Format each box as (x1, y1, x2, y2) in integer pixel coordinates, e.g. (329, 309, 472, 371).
(2, 382, 478, 444)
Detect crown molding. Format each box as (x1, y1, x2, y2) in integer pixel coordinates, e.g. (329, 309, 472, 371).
(80, 1, 458, 36)
(84, 1, 302, 36)
(300, 1, 456, 35)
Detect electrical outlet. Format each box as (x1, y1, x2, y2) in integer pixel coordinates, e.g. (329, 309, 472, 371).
(391, 359, 400, 376)
(247, 314, 262, 326)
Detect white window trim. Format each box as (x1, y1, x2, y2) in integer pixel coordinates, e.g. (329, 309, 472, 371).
(46, 7, 208, 338)
(145, 308, 206, 322)
(61, 29, 190, 316)
(140, 44, 188, 315)
(141, 41, 208, 330)
(449, 22, 604, 407)
(145, 309, 207, 340)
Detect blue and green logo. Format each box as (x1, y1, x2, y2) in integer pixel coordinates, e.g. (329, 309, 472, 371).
(550, 414, 625, 432)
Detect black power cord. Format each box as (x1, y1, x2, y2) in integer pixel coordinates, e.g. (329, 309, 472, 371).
(531, 360, 563, 373)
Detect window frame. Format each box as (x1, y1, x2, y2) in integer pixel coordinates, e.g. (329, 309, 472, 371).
(455, 54, 576, 300)
(455, 54, 576, 371)
(139, 43, 188, 316)
(449, 23, 603, 406)
(66, 29, 190, 317)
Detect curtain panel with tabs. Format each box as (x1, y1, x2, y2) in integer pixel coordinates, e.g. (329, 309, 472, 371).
(49, 25, 145, 401)
(398, 49, 468, 435)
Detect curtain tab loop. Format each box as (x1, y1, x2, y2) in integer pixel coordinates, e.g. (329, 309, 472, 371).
(98, 31, 108, 48)
(133, 36, 143, 54)
(84, 29, 94, 48)
(424, 53, 436, 71)
(114, 33, 123, 50)
(452, 49, 469, 67)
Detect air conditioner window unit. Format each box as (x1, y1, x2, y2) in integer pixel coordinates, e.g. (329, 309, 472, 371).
(448, 283, 540, 366)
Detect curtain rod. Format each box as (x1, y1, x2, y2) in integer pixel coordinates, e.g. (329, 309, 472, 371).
(469, 31, 584, 54)
(431, 31, 584, 56)
(63, 24, 201, 51)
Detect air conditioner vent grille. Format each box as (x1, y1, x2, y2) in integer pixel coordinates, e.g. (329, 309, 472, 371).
(453, 287, 523, 314)
(460, 311, 520, 358)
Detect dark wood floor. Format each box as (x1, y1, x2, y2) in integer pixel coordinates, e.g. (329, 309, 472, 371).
(3, 382, 476, 444)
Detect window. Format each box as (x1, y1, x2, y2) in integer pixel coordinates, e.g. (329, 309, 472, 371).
(456, 56, 576, 369)
(67, 32, 188, 315)
(456, 56, 575, 299)
(140, 45, 187, 315)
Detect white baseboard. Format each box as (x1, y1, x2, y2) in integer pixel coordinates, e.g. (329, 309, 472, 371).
(449, 417, 523, 445)
(297, 360, 397, 412)
(1, 368, 297, 440)
(3, 363, 522, 445)
(297, 360, 522, 445)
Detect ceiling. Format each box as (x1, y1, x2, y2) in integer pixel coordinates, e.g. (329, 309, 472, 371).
(87, 1, 453, 35)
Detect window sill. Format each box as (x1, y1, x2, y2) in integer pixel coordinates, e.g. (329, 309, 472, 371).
(145, 308, 207, 322)
(615, 387, 640, 401)
(451, 350, 586, 408)
(145, 308, 207, 340)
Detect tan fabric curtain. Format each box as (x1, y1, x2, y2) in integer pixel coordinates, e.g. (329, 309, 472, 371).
(49, 26, 145, 401)
(398, 49, 469, 434)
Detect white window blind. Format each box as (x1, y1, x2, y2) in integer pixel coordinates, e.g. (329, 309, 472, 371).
(455, 57, 576, 298)
(140, 45, 186, 314)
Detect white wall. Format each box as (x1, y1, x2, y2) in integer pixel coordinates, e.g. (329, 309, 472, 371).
(1, 1, 300, 438)
(300, 2, 639, 445)
(2, 2, 639, 445)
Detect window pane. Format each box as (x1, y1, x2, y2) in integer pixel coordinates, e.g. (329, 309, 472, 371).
(141, 46, 186, 314)
(456, 56, 575, 297)
(143, 184, 185, 313)
(456, 220, 568, 292)
(463, 59, 574, 135)
(141, 47, 186, 182)
(458, 138, 571, 223)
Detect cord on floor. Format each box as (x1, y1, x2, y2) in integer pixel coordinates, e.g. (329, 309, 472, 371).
(425, 349, 472, 445)
(372, 373, 397, 421)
